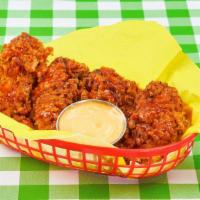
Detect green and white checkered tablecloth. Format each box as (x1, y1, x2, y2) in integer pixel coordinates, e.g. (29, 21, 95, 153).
(0, 0, 200, 199)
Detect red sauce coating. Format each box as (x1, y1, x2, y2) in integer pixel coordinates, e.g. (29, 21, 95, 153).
(0, 33, 52, 127)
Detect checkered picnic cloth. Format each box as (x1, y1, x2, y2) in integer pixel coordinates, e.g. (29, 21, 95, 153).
(0, 0, 200, 199)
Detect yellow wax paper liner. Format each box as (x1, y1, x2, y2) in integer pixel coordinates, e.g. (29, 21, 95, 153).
(0, 21, 200, 173)
(0, 112, 113, 147)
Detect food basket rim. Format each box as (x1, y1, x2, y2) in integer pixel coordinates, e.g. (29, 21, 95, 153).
(37, 132, 197, 157)
(0, 127, 196, 178)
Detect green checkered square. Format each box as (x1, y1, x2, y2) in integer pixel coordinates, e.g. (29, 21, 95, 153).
(99, 10, 121, 18)
(0, 157, 21, 171)
(7, 10, 30, 18)
(167, 9, 190, 17)
(121, 2, 144, 10)
(139, 183, 170, 199)
(53, 10, 75, 18)
(170, 26, 193, 35)
(20, 171, 49, 185)
(29, 28, 53, 39)
(6, 27, 30, 36)
(0, 27, 6, 36)
(49, 185, 79, 199)
(31, 10, 53, 18)
(0, 186, 19, 200)
(31, 0, 53, 10)
(169, 184, 200, 199)
(0, 10, 7, 18)
(122, 10, 144, 19)
(18, 185, 49, 200)
(0, 1, 8, 9)
(109, 184, 139, 199)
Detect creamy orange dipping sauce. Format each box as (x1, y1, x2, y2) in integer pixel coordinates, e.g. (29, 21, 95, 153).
(57, 100, 126, 144)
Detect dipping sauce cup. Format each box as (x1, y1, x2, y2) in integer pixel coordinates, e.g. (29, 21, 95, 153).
(56, 99, 127, 144)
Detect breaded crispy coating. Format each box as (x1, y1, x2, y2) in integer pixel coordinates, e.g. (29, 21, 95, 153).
(0, 33, 52, 74)
(33, 57, 89, 129)
(80, 67, 140, 117)
(116, 81, 192, 149)
(0, 33, 52, 127)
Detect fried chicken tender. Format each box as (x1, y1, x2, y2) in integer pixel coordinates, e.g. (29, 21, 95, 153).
(33, 57, 89, 130)
(116, 81, 192, 149)
(80, 67, 140, 117)
(0, 33, 52, 127)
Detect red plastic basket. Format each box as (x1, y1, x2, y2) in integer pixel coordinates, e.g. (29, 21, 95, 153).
(0, 126, 197, 178)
